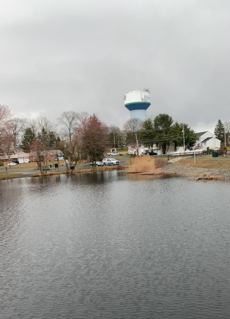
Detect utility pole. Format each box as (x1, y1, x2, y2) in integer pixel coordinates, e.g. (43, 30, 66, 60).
(224, 129, 226, 148)
(183, 124, 185, 155)
(135, 132, 139, 156)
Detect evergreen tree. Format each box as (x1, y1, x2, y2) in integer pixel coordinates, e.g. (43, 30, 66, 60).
(37, 127, 60, 149)
(153, 114, 173, 154)
(48, 131, 59, 148)
(20, 128, 36, 152)
(214, 119, 225, 143)
(140, 119, 155, 146)
(171, 122, 196, 149)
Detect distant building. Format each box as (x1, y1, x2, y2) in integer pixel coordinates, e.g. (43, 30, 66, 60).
(0, 152, 30, 163)
(195, 131, 220, 150)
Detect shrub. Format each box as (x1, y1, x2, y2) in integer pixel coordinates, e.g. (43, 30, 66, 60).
(0, 162, 4, 166)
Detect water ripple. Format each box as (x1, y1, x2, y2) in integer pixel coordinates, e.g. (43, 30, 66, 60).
(0, 173, 230, 318)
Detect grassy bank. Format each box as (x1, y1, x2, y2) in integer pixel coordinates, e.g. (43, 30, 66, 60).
(0, 173, 22, 180)
(4, 161, 66, 171)
(32, 165, 127, 177)
(174, 156, 230, 170)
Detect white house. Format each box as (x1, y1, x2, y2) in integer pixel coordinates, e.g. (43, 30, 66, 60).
(0, 152, 30, 163)
(128, 143, 175, 155)
(195, 131, 220, 150)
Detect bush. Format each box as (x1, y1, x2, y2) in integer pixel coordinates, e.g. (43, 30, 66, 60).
(217, 149, 225, 155)
(0, 162, 4, 166)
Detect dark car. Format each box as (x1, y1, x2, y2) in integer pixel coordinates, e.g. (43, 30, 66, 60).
(89, 161, 104, 167)
(148, 151, 157, 156)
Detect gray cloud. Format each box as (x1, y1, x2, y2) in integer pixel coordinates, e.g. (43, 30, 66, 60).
(1, 0, 230, 131)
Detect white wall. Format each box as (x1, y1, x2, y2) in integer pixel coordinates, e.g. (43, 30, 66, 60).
(18, 157, 29, 163)
(202, 137, 220, 150)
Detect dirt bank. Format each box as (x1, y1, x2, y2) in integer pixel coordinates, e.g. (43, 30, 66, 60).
(162, 164, 230, 181)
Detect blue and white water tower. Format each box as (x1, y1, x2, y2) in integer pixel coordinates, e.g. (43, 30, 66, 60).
(124, 89, 151, 122)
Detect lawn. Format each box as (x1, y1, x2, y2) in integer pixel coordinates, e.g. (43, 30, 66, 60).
(0, 161, 66, 171)
(174, 155, 230, 170)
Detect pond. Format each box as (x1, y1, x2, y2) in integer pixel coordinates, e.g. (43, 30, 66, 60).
(0, 171, 230, 318)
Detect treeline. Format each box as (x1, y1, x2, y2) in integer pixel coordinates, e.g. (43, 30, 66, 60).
(1, 103, 228, 168)
(0, 106, 109, 170)
(214, 119, 230, 146)
(124, 114, 197, 154)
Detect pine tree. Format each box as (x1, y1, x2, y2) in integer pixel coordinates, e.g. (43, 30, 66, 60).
(20, 128, 36, 152)
(153, 114, 173, 154)
(214, 120, 225, 143)
(171, 122, 196, 149)
(140, 119, 155, 146)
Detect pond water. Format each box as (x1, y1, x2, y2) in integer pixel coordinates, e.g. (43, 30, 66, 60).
(0, 172, 230, 319)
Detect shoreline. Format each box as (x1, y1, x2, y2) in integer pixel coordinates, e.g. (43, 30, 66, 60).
(162, 164, 230, 181)
(0, 165, 128, 181)
(1, 162, 230, 182)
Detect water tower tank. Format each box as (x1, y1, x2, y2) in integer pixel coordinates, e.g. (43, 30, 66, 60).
(124, 89, 151, 122)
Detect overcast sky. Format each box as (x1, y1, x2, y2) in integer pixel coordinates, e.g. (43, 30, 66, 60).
(1, 0, 230, 132)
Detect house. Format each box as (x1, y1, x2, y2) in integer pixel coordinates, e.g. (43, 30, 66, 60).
(30, 150, 63, 162)
(128, 143, 175, 155)
(0, 152, 30, 163)
(195, 131, 220, 150)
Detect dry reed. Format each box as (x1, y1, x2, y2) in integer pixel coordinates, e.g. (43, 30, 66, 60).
(127, 156, 156, 173)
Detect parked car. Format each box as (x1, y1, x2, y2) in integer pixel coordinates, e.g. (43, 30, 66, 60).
(107, 152, 118, 156)
(89, 161, 104, 167)
(102, 158, 119, 165)
(8, 162, 18, 166)
(12, 160, 19, 164)
(148, 151, 158, 156)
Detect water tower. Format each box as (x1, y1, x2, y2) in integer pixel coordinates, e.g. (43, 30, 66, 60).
(124, 89, 151, 122)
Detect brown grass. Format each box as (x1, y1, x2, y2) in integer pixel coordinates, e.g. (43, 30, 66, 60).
(127, 156, 155, 173)
(0, 173, 22, 180)
(127, 156, 167, 174)
(174, 156, 230, 170)
(154, 157, 168, 168)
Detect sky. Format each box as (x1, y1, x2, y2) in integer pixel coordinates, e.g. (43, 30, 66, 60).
(1, 0, 230, 132)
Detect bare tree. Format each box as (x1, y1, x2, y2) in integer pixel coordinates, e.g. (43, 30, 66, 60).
(224, 121, 230, 146)
(0, 105, 12, 128)
(0, 105, 13, 158)
(0, 125, 14, 161)
(123, 118, 143, 132)
(36, 116, 55, 132)
(58, 111, 88, 141)
(123, 119, 143, 155)
(30, 140, 47, 173)
(8, 117, 27, 150)
(58, 136, 81, 172)
(108, 125, 121, 148)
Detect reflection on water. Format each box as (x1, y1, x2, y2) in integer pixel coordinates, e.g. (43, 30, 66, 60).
(0, 171, 230, 319)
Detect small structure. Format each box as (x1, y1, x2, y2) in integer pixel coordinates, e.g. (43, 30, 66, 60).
(195, 131, 220, 150)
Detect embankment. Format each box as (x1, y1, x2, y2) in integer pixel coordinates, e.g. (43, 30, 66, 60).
(162, 164, 230, 181)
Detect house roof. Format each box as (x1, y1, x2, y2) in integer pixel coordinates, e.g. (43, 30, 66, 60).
(201, 137, 212, 143)
(196, 131, 207, 137)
